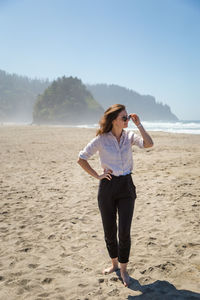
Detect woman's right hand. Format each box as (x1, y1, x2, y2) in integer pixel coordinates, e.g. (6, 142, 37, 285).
(98, 169, 113, 181)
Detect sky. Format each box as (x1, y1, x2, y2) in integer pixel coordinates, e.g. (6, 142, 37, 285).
(0, 0, 200, 120)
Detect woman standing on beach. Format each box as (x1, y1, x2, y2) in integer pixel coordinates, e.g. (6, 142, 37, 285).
(77, 104, 153, 287)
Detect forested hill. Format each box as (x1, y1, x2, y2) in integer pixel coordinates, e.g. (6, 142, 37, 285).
(0, 70, 49, 122)
(33, 76, 104, 124)
(87, 84, 178, 121)
(0, 69, 178, 123)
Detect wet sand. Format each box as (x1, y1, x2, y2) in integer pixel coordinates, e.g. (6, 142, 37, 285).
(0, 125, 200, 299)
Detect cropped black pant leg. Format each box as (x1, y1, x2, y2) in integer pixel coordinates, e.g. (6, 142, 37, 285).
(97, 174, 136, 264)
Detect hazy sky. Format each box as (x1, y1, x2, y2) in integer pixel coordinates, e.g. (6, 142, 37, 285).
(0, 0, 200, 120)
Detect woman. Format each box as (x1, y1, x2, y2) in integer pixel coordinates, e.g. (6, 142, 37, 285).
(77, 104, 153, 287)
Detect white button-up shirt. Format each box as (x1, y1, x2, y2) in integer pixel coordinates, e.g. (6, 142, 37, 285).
(79, 130, 144, 176)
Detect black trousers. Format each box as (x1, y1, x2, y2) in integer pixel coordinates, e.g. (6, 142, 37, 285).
(97, 174, 136, 263)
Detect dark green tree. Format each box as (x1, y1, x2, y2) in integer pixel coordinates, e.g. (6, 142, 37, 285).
(33, 76, 104, 124)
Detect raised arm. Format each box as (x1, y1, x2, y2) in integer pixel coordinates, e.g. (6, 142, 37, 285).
(129, 114, 153, 148)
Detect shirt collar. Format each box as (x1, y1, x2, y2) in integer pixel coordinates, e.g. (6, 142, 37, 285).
(108, 129, 126, 139)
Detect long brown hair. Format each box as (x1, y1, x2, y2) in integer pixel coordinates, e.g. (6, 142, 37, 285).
(96, 104, 125, 136)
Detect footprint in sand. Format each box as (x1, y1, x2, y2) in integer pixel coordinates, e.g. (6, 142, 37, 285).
(107, 288, 119, 296)
(37, 293, 50, 297)
(110, 277, 118, 282)
(140, 261, 176, 275)
(19, 247, 32, 253)
(147, 241, 156, 246)
(155, 261, 176, 272)
(19, 225, 26, 229)
(0, 227, 8, 233)
(19, 279, 30, 286)
(28, 264, 38, 269)
(78, 283, 88, 288)
(48, 234, 56, 240)
(138, 276, 152, 284)
(71, 245, 84, 252)
(42, 278, 53, 284)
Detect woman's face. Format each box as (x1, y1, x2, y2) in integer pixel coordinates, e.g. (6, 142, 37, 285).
(112, 110, 129, 129)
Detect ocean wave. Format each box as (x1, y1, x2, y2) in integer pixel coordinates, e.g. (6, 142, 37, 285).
(129, 121, 200, 134)
(75, 121, 200, 134)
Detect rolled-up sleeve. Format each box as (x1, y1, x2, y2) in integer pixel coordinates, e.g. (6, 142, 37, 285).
(131, 133, 144, 148)
(79, 136, 100, 160)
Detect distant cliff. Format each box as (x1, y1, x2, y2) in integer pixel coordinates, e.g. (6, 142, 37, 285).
(33, 76, 104, 124)
(0, 69, 178, 124)
(87, 84, 178, 121)
(0, 69, 49, 122)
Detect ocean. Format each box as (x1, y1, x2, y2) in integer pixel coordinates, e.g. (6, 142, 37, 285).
(76, 120, 200, 135)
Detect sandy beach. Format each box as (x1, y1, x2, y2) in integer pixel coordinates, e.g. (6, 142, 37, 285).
(0, 125, 200, 300)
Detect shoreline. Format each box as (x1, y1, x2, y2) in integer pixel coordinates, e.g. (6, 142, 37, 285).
(1, 122, 200, 135)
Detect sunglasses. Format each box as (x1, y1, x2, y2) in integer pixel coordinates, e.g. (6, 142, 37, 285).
(121, 115, 131, 122)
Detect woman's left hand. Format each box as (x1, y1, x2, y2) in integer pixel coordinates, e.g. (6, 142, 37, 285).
(129, 113, 154, 148)
(129, 114, 141, 126)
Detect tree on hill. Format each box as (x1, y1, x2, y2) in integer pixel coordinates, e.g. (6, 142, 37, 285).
(33, 76, 104, 124)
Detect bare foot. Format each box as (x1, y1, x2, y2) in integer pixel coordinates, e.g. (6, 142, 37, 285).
(120, 271, 130, 287)
(102, 266, 119, 275)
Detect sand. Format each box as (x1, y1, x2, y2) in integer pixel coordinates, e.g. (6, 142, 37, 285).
(0, 125, 200, 300)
